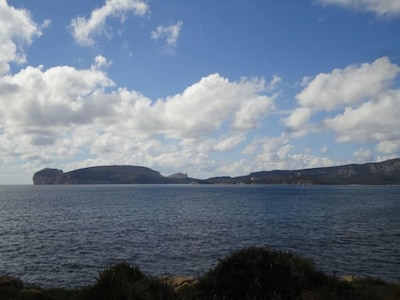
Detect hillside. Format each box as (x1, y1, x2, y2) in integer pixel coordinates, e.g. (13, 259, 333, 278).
(244, 158, 400, 185)
(33, 166, 171, 185)
(33, 158, 400, 185)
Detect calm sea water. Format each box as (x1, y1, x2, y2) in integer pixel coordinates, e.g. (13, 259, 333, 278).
(0, 184, 399, 288)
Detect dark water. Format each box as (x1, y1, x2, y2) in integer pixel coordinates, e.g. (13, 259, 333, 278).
(0, 184, 399, 288)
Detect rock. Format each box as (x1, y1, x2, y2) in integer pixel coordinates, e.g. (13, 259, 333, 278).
(0, 275, 24, 300)
(0, 275, 24, 290)
(160, 276, 197, 293)
(341, 275, 357, 282)
(170, 276, 196, 288)
(167, 173, 188, 179)
(32, 168, 66, 184)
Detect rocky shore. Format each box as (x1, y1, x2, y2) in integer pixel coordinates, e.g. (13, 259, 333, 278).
(1, 247, 399, 300)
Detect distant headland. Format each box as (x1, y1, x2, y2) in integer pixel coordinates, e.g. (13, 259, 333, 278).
(32, 158, 400, 185)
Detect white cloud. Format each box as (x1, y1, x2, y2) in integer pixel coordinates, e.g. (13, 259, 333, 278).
(243, 135, 336, 171)
(151, 21, 183, 52)
(92, 55, 113, 70)
(317, 0, 400, 17)
(376, 140, 400, 154)
(213, 134, 246, 152)
(296, 57, 399, 111)
(282, 107, 312, 132)
(41, 19, 52, 29)
(325, 90, 400, 144)
(215, 159, 253, 178)
(0, 60, 115, 132)
(69, 0, 149, 46)
(123, 74, 275, 139)
(354, 147, 373, 162)
(283, 57, 400, 139)
(320, 144, 329, 153)
(267, 75, 282, 91)
(324, 89, 400, 159)
(0, 1, 42, 75)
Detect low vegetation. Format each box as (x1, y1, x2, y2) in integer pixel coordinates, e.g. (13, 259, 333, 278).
(1, 247, 399, 300)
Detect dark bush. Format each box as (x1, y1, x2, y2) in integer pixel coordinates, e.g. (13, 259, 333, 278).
(79, 262, 147, 300)
(79, 262, 177, 300)
(196, 246, 332, 300)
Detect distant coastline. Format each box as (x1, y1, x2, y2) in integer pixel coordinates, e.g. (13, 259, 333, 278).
(33, 158, 400, 185)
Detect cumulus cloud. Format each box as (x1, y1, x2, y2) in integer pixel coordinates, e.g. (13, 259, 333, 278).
(282, 107, 312, 134)
(296, 57, 399, 111)
(151, 21, 183, 53)
(92, 55, 113, 69)
(69, 0, 149, 46)
(213, 134, 246, 152)
(0, 54, 120, 171)
(354, 147, 373, 162)
(0, 1, 43, 75)
(317, 0, 400, 17)
(283, 57, 400, 141)
(120, 74, 275, 138)
(242, 135, 336, 171)
(325, 90, 400, 144)
(376, 140, 400, 155)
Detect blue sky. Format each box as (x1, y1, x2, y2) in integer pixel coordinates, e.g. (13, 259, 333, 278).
(1, 0, 400, 184)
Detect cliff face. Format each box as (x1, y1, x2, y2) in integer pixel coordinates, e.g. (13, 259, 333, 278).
(32, 168, 67, 185)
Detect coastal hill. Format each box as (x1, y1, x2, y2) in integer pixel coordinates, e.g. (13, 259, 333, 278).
(32, 166, 198, 185)
(33, 158, 400, 185)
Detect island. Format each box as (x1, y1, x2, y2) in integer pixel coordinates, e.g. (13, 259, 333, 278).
(33, 158, 400, 185)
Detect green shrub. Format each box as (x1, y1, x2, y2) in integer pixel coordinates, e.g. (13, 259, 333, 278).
(79, 262, 177, 300)
(196, 246, 332, 300)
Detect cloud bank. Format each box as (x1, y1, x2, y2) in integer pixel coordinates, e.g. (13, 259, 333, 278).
(283, 56, 400, 163)
(284, 57, 400, 137)
(1, 0, 399, 183)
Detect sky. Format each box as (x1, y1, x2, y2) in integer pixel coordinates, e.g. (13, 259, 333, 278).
(1, 0, 400, 184)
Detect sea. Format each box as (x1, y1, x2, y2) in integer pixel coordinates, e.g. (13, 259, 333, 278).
(0, 184, 399, 288)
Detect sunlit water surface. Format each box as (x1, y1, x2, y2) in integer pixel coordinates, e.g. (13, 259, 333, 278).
(0, 184, 399, 288)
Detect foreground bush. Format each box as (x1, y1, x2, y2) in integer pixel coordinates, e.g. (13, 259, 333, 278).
(79, 262, 177, 300)
(196, 246, 337, 299)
